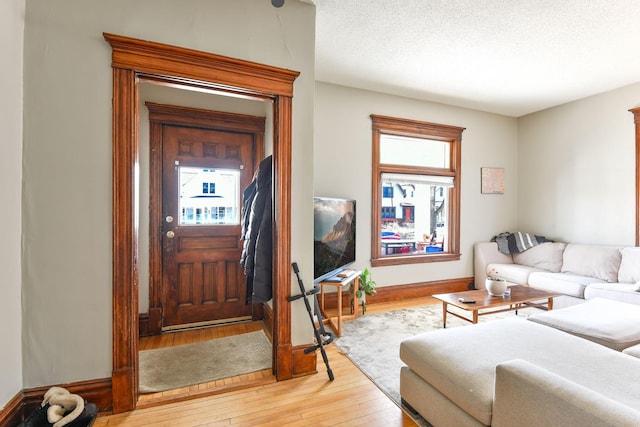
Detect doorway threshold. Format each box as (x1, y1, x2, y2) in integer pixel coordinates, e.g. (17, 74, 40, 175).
(161, 316, 253, 332)
(137, 368, 275, 409)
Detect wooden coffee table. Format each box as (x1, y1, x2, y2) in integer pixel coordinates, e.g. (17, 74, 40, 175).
(433, 285, 561, 327)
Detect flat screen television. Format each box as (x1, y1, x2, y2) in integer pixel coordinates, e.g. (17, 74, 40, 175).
(313, 197, 356, 282)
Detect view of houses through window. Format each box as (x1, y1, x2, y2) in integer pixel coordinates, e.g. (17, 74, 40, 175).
(381, 173, 450, 255)
(178, 167, 241, 225)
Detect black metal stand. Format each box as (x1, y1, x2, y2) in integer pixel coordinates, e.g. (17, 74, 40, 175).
(288, 262, 335, 381)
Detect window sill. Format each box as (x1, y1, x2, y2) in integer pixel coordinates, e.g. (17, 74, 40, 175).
(371, 252, 461, 267)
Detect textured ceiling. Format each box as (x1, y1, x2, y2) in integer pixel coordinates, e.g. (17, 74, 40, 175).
(313, 0, 640, 117)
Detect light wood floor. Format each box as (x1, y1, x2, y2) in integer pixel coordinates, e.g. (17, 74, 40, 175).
(93, 296, 437, 427)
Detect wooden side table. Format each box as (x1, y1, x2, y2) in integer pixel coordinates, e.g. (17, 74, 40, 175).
(318, 271, 361, 337)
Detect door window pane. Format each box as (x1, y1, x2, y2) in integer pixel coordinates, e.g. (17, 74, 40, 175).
(179, 167, 240, 225)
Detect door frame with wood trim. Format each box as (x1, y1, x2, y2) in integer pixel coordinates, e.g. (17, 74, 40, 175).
(105, 33, 298, 413)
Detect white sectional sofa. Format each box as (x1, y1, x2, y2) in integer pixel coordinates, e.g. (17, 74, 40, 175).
(400, 318, 640, 427)
(474, 241, 640, 308)
(398, 241, 640, 426)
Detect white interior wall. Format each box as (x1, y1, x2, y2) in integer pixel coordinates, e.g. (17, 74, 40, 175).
(314, 82, 519, 288)
(22, 0, 315, 388)
(517, 83, 640, 245)
(0, 0, 25, 409)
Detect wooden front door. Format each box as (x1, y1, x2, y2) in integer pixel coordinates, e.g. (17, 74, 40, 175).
(148, 104, 264, 330)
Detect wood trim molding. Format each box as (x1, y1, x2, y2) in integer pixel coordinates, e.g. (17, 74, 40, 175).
(21, 379, 113, 414)
(104, 33, 298, 98)
(2, 378, 113, 426)
(291, 344, 318, 378)
(145, 102, 267, 132)
(630, 107, 640, 246)
(138, 313, 150, 337)
(368, 277, 473, 304)
(273, 95, 294, 381)
(0, 390, 23, 427)
(104, 33, 298, 413)
(138, 308, 162, 337)
(321, 277, 474, 309)
(110, 65, 139, 414)
(370, 114, 467, 137)
(147, 117, 162, 337)
(263, 302, 274, 340)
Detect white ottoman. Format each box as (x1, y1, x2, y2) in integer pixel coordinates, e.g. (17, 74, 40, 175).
(527, 297, 640, 351)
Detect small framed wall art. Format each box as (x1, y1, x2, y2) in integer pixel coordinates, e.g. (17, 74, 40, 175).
(481, 167, 505, 194)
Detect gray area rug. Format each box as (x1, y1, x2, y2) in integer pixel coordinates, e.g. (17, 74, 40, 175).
(139, 330, 272, 393)
(334, 303, 540, 422)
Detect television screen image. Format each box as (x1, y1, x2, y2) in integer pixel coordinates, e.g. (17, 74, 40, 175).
(313, 197, 356, 282)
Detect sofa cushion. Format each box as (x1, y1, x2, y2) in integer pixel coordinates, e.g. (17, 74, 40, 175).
(623, 343, 640, 359)
(486, 263, 544, 285)
(618, 247, 640, 284)
(527, 298, 640, 351)
(400, 319, 640, 426)
(561, 244, 622, 283)
(512, 242, 567, 272)
(584, 282, 640, 305)
(400, 367, 482, 427)
(528, 272, 604, 298)
(493, 359, 640, 427)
